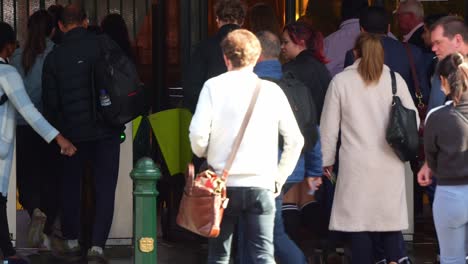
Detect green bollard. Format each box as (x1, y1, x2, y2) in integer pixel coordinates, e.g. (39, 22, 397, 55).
(131, 157, 161, 264)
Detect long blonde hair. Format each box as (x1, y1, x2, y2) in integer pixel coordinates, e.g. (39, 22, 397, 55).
(354, 32, 384, 85)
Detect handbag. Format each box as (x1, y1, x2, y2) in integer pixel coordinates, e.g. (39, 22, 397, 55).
(176, 80, 261, 238)
(386, 70, 419, 162)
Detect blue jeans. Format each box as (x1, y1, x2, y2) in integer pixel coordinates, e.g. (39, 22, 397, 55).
(433, 185, 468, 264)
(273, 194, 307, 263)
(238, 192, 307, 264)
(207, 187, 276, 264)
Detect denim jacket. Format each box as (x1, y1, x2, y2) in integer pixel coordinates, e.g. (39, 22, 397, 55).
(280, 127, 323, 183)
(0, 63, 58, 196)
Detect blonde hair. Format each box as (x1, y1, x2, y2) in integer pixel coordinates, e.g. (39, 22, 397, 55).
(221, 29, 261, 68)
(354, 32, 384, 85)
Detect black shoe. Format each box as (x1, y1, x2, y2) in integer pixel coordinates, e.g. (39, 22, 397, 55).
(3, 254, 30, 264)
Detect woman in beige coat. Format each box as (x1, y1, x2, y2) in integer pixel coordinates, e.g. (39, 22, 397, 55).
(320, 33, 419, 264)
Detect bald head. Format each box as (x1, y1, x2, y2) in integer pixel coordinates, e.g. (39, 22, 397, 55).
(256, 31, 280, 61)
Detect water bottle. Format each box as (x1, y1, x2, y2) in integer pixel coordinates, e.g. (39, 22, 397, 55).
(99, 89, 111, 106)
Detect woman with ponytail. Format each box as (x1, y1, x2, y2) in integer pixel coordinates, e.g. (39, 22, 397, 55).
(423, 53, 468, 263)
(10, 10, 59, 250)
(320, 32, 418, 264)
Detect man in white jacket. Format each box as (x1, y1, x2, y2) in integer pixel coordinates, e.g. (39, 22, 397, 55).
(189, 29, 304, 264)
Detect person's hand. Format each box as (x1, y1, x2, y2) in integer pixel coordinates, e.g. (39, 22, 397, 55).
(323, 165, 334, 178)
(417, 162, 433, 186)
(55, 134, 77, 157)
(305, 177, 322, 192)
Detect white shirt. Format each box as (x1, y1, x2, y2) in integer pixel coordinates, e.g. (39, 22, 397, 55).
(189, 69, 304, 190)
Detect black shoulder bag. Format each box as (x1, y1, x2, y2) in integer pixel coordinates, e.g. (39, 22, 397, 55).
(386, 70, 419, 162)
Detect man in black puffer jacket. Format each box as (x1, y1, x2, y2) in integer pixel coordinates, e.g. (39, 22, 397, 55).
(42, 4, 121, 263)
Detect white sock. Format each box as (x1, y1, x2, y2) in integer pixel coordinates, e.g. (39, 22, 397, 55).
(91, 246, 103, 254)
(67, 239, 79, 249)
(43, 234, 51, 250)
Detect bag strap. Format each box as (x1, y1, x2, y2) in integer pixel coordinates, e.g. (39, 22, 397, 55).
(403, 42, 425, 109)
(391, 70, 397, 96)
(221, 79, 262, 180)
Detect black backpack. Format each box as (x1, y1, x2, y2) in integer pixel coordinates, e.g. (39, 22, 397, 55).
(264, 71, 318, 149)
(93, 35, 147, 127)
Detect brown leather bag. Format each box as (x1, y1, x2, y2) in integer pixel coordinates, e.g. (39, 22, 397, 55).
(403, 42, 427, 162)
(176, 81, 261, 238)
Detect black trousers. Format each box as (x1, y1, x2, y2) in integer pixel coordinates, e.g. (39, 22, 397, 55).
(349, 231, 406, 264)
(60, 135, 120, 247)
(0, 194, 15, 258)
(16, 125, 61, 235)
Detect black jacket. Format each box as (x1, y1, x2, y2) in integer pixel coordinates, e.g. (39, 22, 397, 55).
(183, 24, 240, 113)
(282, 50, 331, 121)
(42, 27, 120, 142)
(408, 25, 431, 53)
(424, 94, 468, 185)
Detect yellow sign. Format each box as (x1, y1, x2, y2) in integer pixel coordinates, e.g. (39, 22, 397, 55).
(139, 237, 154, 253)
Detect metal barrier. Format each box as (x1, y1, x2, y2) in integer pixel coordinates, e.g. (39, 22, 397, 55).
(0, 0, 150, 43)
(131, 157, 161, 264)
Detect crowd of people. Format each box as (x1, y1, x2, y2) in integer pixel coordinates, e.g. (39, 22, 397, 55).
(0, 3, 137, 264)
(185, 0, 468, 264)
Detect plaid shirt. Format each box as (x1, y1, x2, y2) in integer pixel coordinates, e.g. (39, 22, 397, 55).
(0, 63, 58, 196)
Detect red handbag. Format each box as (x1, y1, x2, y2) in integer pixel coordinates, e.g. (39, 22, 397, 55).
(176, 81, 261, 238)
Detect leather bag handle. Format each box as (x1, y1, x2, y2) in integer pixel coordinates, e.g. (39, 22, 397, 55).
(403, 42, 425, 109)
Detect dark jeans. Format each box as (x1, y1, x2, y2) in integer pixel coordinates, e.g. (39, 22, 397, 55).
(16, 125, 61, 235)
(350, 231, 407, 264)
(273, 194, 307, 263)
(61, 135, 120, 247)
(0, 194, 15, 258)
(208, 187, 275, 264)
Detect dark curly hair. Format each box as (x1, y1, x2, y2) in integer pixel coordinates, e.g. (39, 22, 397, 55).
(214, 0, 246, 25)
(437, 53, 468, 105)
